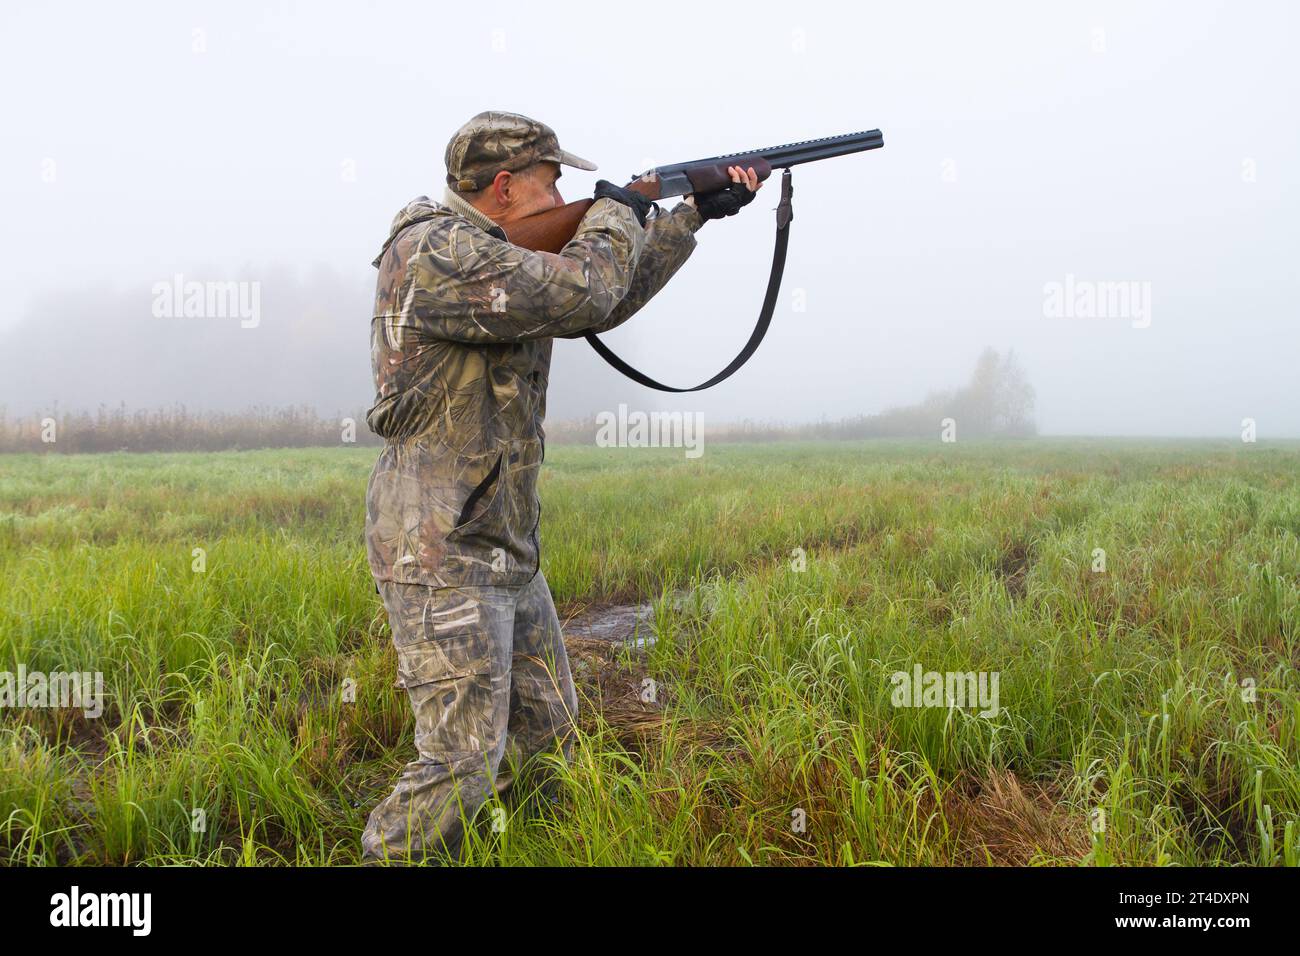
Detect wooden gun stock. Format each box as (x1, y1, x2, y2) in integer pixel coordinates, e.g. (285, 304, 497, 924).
(502, 178, 660, 254)
(501, 198, 594, 254)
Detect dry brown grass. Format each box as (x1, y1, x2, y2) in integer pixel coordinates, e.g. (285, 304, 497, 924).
(564, 636, 724, 750)
(944, 770, 1090, 865)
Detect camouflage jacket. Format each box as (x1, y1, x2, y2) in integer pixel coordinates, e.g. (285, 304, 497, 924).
(365, 189, 702, 587)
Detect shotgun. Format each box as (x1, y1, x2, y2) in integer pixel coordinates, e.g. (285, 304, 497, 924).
(508, 127, 886, 392)
(504, 128, 884, 253)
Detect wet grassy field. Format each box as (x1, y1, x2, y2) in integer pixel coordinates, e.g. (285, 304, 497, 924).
(1, 440, 1298, 865)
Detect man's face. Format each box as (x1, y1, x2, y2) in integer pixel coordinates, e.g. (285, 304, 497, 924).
(485, 161, 564, 226)
(504, 164, 561, 223)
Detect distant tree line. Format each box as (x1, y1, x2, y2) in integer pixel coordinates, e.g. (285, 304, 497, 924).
(0, 349, 1035, 453)
(840, 346, 1037, 440)
(549, 348, 1038, 444)
(0, 404, 383, 454)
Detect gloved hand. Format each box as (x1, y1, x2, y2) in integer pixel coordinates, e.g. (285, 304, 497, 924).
(593, 180, 654, 227)
(694, 181, 759, 221)
(691, 164, 762, 222)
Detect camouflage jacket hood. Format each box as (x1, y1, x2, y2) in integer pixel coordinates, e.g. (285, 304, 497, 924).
(363, 189, 702, 588)
(370, 194, 503, 270)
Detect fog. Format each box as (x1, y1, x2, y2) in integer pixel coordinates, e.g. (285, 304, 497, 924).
(1, 0, 1296, 437)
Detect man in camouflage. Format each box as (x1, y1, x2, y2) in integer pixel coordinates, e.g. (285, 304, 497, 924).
(361, 111, 760, 862)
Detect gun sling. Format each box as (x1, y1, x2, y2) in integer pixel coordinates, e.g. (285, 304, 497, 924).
(584, 168, 794, 393)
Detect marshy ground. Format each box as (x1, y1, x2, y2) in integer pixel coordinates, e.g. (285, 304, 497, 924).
(1, 439, 1297, 865)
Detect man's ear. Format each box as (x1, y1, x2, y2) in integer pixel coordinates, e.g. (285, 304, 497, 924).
(491, 170, 514, 206)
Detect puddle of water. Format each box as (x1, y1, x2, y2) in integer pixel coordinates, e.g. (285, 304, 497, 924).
(563, 602, 656, 648)
(562, 589, 712, 650)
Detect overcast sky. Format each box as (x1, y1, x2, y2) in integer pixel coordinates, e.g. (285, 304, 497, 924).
(1, 0, 1296, 436)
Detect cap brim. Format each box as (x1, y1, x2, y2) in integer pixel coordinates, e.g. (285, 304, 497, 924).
(557, 148, 597, 172)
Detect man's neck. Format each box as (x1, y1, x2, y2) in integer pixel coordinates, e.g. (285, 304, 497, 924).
(442, 187, 501, 234)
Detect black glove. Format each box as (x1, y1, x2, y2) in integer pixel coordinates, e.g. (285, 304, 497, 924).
(693, 180, 758, 221)
(593, 180, 654, 227)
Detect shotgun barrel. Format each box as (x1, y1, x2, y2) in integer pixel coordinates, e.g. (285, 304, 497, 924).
(644, 128, 884, 197)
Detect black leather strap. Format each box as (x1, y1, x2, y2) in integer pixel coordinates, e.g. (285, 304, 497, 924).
(584, 169, 794, 393)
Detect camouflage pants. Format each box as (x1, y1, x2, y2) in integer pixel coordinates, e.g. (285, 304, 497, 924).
(362, 571, 578, 862)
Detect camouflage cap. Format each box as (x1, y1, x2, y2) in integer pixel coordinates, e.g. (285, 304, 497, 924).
(445, 110, 598, 193)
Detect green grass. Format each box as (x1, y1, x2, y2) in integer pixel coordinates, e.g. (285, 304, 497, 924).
(1, 439, 1297, 865)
